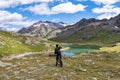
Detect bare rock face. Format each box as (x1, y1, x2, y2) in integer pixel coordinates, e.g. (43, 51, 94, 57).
(18, 21, 66, 38)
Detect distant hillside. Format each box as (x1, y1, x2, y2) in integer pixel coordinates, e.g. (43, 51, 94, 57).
(0, 30, 54, 57)
(18, 21, 67, 38)
(50, 14, 120, 44)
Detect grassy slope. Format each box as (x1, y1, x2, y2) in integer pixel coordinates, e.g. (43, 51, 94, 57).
(95, 45, 120, 52)
(50, 27, 120, 44)
(0, 31, 30, 57)
(0, 30, 54, 57)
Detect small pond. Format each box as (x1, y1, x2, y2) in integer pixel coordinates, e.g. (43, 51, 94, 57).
(62, 45, 100, 56)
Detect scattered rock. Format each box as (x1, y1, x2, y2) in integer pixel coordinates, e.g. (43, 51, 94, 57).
(14, 71, 20, 76)
(26, 79, 36, 80)
(14, 76, 21, 79)
(83, 59, 92, 63)
(0, 61, 12, 67)
(20, 69, 28, 73)
(80, 68, 87, 72)
(53, 73, 58, 76)
(44, 42, 51, 47)
(70, 72, 76, 75)
(92, 77, 97, 80)
(80, 52, 92, 56)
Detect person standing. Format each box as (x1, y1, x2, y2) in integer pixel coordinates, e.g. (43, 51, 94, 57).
(54, 44, 63, 67)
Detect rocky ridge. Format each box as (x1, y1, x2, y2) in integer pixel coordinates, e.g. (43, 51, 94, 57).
(18, 21, 67, 38)
(56, 14, 120, 37)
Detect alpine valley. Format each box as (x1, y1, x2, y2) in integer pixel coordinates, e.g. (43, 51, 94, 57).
(0, 13, 120, 80)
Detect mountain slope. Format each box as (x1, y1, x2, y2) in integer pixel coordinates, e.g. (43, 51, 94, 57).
(18, 21, 66, 38)
(50, 14, 120, 44)
(0, 31, 30, 56)
(0, 30, 54, 57)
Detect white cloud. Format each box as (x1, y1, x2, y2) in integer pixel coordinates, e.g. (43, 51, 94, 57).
(91, 0, 120, 5)
(52, 2, 86, 13)
(26, 2, 86, 15)
(96, 13, 118, 20)
(19, 0, 54, 4)
(92, 5, 120, 19)
(0, 0, 70, 9)
(6, 27, 19, 32)
(26, 3, 52, 15)
(92, 5, 120, 14)
(0, 0, 17, 9)
(91, 0, 120, 19)
(0, 11, 24, 22)
(52, 18, 60, 22)
(55, 0, 68, 2)
(0, 10, 36, 31)
(0, 0, 54, 8)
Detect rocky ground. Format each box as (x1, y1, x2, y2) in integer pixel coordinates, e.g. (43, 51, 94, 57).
(0, 51, 120, 80)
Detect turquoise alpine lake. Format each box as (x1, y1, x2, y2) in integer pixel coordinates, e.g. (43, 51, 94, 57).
(62, 45, 100, 56)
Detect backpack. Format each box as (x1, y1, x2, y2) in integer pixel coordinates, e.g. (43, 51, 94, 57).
(54, 48, 59, 54)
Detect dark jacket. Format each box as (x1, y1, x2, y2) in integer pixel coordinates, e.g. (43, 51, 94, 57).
(54, 47, 59, 54)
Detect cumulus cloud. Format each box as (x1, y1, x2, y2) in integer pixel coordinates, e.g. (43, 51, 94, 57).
(6, 27, 19, 32)
(91, 0, 120, 19)
(26, 2, 86, 15)
(0, 0, 69, 9)
(0, 11, 24, 22)
(92, 5, 120, 19)
(0, 0, 17, 9)
(91, 0, 120, 5)
(20, 0, 54, 4)
(26, 3, 52, 15)
(55, 0, 68, 2)
(0, 0, 54, 8)
(0, 10, 36, 31)
(52, 2, 86, 13)
(92, 5, 120, 14)
(96, 13, 117, 20)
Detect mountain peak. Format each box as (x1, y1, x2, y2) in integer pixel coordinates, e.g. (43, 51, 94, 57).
(80, 18, 99, 23)
(58, 22, 69, 26)
(18, 20, 65, 38)
(33, 20, 51, 25)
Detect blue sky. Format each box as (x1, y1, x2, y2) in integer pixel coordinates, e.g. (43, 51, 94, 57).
(0, 0, 120, 31)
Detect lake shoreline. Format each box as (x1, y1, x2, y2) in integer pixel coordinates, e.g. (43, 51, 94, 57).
(61, 42, 116, 47)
